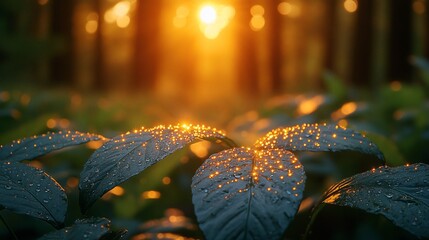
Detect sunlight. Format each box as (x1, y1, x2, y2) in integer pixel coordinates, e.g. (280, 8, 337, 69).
(104, 1, 133, 28)
(344, 0, 358, 13)
(278, 1, 301, 17)
(141, 190, 161, 199)
(198, 4, 235, 39)
(113, 1, 131, 17)
(109, 186, 125, 196)
(199, 5, 217, 24)
(173, 5, 189, 28)
(190, 141, 212, 158)
(250, 5, 265, 31)
(297, 95, 324, 115)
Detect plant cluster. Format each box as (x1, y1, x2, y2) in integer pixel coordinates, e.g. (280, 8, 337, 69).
(0, 123, 428, 239)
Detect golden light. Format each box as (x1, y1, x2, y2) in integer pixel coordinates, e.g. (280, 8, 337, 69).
(116, 15, 130, 28)
(46, 118, 57, 129)
(109, 186, 125, 196)
(198, 4, 235, 39)
(340, 102, 357, 115)
(104, 1, 132, 28)
(250, 4, 265, 31)
(297, 95, 324, 115)
(28, 160, 43, 170)
(58, 118, 70, 129)
(20, 94, 31, 106)
(85, 20, 98, 34)
(38, 0, 49, 6)
(199, 5, 217, 24)
(344, 0, 358, 13)
(0, 91, 10, 102)
(338, 119, 349, 128)
(177, 5, 190, 18)
(190, 141, 212, 158)
(86, 140, 104, 150)
(104, 10, 116, 23)
(85, 12, 98, 34)
(278, 1, 301, 17)
(173, 5, 189, 28)
(162, 176, 171, 185)
(113, 1, 131, 17)
(250, 15, 265, 31)
(141, 190, 161, 199)
(278, 2, 292, 15)
(250, 5, 265, 16)
(390, 81, 402, 91)
(66, 177, 79, 188)
(413, 0, 426, 14)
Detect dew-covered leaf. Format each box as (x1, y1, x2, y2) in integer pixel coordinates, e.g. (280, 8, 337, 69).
(0, 161, 67, 228)
(322, 163, 429, 238)
(192, 147, 306, 240)
(79, 124, 234, 212)
(38, 217, 111, 240)
(254, 123, 384, 162)
(0, 130, 106, 162)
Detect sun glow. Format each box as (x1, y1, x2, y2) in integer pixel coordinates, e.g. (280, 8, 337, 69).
(199, 5, 217, 24)
(198, 4, 235, 39)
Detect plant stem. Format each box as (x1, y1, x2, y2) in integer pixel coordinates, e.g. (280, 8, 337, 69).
(304, 203, 326, 239)
(0, 214, 18, 240)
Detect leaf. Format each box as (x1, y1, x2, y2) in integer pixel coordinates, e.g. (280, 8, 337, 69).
(254, 123, 385, 162)
(322, 163, 429, 238)
(100, 229, 128, 240)
(0, 161, 67, 228)
(79, 124, 234, 212)
(0, 130, 106, 162)
(192, 147, 306, 240)
(38, 217, 111, 240)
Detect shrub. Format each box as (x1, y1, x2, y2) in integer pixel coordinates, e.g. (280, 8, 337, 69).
(0, 123, 428, 239)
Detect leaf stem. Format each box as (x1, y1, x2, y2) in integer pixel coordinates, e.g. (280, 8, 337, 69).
(0, 213, 19, 240)
(304, 203, 326, 239)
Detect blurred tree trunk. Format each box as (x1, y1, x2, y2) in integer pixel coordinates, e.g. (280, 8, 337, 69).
(94, 0, 105, 90)
(35, 1, 51, 85)
(236, 2, 258, 97)
(278, 1, 302, 93)
(133, 1, 162, 91)
(411, 0, 427, 81)
(302, 0, 327, 90)
(387, 0, 412, 83)
(332, 0, 357, 84)
(370, 0, 390, 91)
(267, 0, 281, 95)
(51, 0, 75, 86)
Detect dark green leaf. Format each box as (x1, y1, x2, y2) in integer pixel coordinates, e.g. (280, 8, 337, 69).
(0, 130, 106, 162)
(254, 123, 384, 162)
(322, 163, 429, 238)
(192, 147, 306, 240)
(0, 161, 67, 228)
(38, 217, 111, 240)
(100, 228, 128, 240)
(79, 124, 234, 212)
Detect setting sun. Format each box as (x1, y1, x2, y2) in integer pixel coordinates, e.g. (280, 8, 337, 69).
(197, 4, 235, 39)
(199, 5, 217, 24)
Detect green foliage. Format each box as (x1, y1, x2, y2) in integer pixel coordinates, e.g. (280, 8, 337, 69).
(0, 161, 67, 228)
(78, 124, 233, 212)
(1, 121, 427, 239)
(37, 218, 120, 240)
(321, 164, 429, 238)
(192, 148, 305, 239)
